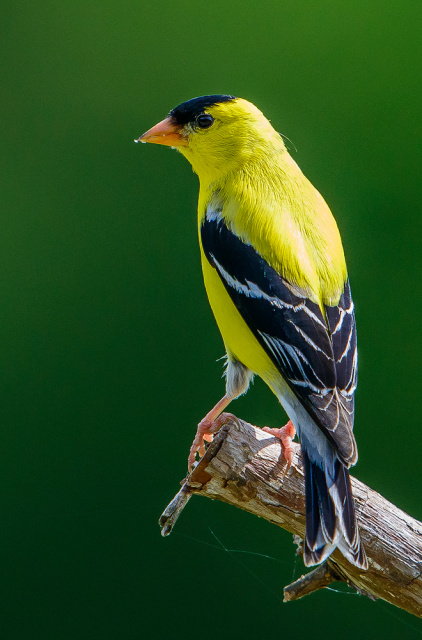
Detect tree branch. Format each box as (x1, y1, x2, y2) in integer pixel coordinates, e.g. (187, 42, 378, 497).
(159, 416, 422, 617)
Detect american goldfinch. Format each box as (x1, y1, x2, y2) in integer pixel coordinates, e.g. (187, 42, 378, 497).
(137, 95, 367, 570)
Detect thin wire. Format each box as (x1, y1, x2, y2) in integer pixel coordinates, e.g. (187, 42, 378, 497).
(325, 586, 359, 595)
(291, 549, 300, 582)
(175, 528, 360, 601)
(206, 527, 285, 604)
(174, 530, 289, 566)
(174, 526, 422, 636)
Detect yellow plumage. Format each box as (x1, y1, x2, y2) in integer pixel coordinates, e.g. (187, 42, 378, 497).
(138, 94, 367, 569)
(201, 247, 276, 378)
(180, 99, 347, 309)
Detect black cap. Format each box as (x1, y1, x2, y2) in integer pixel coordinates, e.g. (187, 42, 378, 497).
(170, 95, 236, 125)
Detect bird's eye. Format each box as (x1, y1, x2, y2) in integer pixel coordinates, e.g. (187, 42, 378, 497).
(196, 113, 214, 129)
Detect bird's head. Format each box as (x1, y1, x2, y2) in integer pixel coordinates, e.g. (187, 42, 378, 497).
(137, 95, 285, 181)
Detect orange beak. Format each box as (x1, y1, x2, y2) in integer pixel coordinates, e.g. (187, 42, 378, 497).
(135, 117, 188, 147)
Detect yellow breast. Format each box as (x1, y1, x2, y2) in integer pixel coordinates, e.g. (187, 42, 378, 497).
(200, 247, 279, 381)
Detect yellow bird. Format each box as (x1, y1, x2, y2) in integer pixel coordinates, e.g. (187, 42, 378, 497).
(137, 95, 367, 569)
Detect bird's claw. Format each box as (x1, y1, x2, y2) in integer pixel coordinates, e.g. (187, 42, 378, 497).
(188, 412, 235, 470)
(262, 420, 296, 467)
(188, 419, 211, 469)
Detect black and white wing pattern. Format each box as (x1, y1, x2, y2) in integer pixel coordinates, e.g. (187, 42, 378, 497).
(201, 213, 358, 467)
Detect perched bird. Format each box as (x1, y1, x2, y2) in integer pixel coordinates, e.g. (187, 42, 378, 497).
(137, 95, 367, 569)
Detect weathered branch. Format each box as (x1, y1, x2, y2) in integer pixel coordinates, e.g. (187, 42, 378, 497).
(159, 416, 422, 617)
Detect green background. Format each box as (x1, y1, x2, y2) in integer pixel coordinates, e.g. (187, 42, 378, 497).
(1, 1, 421, 637)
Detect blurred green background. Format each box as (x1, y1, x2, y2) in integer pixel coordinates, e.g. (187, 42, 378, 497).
(1, 1, 421, 637)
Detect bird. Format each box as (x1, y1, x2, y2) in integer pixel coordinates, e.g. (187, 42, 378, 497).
(136, 95, 368, 570)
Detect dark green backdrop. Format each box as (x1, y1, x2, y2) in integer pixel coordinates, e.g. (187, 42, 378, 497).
(1, 1, 421, 637)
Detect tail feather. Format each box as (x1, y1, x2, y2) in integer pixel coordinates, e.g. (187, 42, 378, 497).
(304, 455, 336, 547)
(303, 450, 367, 569)
(331, 460, 358, 548)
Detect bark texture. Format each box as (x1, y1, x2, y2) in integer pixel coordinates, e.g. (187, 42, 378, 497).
(159, 416, 422, 617)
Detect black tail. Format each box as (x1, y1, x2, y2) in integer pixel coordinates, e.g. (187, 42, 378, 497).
(303, 450, 367, 569)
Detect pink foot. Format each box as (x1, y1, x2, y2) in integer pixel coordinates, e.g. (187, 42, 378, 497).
(188, 412, 236, 469)
(262, 420, 296, 467)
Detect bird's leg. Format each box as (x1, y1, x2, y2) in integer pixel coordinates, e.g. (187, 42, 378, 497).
(262, 420, 296, 467)
(188, 395, 234, 469)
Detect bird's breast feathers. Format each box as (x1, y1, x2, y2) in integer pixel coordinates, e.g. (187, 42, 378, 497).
(199, 198, 358, 466)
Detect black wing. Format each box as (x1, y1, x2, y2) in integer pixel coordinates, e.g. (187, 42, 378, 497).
(201, 214, 358, 466)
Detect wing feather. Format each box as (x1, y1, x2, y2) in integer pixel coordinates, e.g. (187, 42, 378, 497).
(201, 213, 358, 466)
